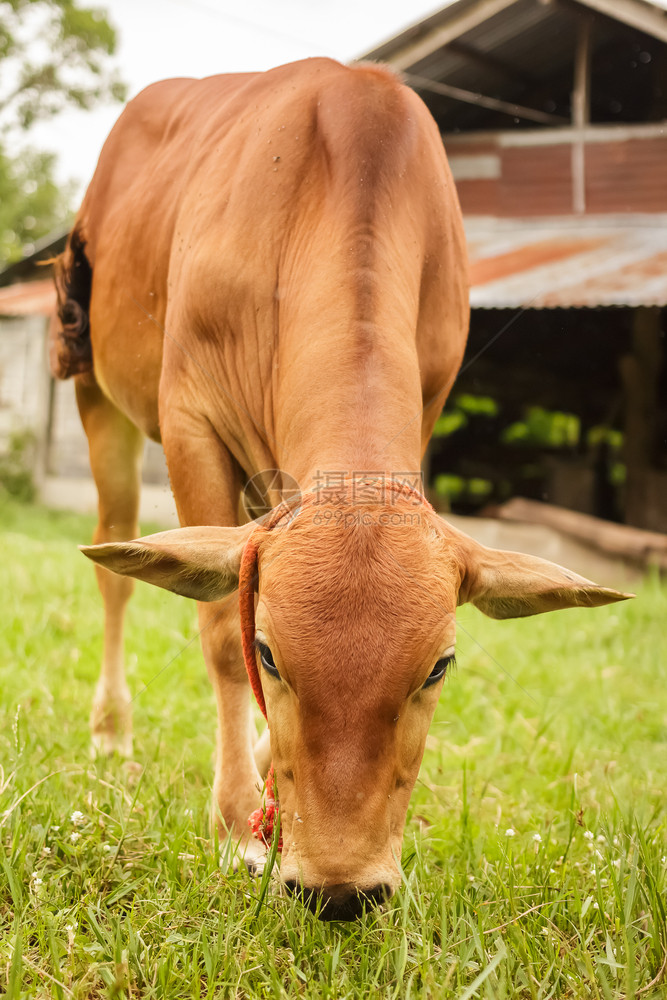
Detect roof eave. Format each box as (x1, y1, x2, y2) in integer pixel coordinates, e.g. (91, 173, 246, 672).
(357, 0, 667, 70)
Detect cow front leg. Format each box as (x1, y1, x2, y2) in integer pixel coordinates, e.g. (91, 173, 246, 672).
(76, 375, 144, 756)
(198, 596, 266, 868)
(159, 409, 267, 864)
(253, 727, 272, 778)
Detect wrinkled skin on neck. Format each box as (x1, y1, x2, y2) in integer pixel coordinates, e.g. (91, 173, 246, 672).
(253, 499, 459, 895)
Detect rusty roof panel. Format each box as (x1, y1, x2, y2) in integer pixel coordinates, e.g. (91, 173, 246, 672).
(467, 216, 667, 307)
(2, 226, 665, 319)
(0, 279, 56, 317)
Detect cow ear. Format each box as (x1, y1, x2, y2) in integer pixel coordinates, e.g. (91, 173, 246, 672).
(443, 523, 633, 619)
(80, 524, 256, 601)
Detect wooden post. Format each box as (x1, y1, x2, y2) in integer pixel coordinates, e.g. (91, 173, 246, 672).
(571, 15, 592, 214)
(33, 314, 55, 492)
(619, 307, 662, 528)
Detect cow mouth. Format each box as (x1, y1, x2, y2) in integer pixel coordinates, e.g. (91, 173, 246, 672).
(283, 879, 392, 921)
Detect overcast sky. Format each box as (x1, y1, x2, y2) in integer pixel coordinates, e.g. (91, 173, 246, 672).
(28, 0, 449, 193)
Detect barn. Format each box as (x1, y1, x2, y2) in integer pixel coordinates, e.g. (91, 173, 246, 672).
(360, 0, 667, 533)
(1, 0, 665, 545)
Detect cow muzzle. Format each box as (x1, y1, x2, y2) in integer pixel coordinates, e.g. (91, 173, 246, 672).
(283, 878, 393, 921)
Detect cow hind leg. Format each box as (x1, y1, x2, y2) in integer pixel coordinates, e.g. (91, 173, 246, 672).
(76, 375, 143, 756)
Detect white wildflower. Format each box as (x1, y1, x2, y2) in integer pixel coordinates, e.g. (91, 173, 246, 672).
(70, 832, 80, 844)
(584, 831, 594, 840)
(597, 834, 606, 843)
(593, 902, 599, 909)
(533, 833, 542, 843)
(42, 846, 51, 856)
(505, 827, 515, 837)
(51, 825, 60, 832)
(102, 844, 112, 852)
(613, 858, 621, 867)
(32, 877, 43, 887)
(71, 811, 85, 827)
(65, 923, 76, 933)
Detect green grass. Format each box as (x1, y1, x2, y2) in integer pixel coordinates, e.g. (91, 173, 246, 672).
(1, 495, 666, 999)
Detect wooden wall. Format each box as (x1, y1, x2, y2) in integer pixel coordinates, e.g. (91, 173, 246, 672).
(446, 130, 667, 216)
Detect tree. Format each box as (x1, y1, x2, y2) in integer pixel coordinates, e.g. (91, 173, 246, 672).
(0, 0, 126, 265)
(0, 145, 75, 261)
(0, 0, 125, 130)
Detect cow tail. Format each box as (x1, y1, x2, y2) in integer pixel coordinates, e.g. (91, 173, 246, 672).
(50, 228, 93, 379)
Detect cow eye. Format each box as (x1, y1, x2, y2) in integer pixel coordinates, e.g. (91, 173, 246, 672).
(424, 654, 455, 688)
(256, 640, 280, 679)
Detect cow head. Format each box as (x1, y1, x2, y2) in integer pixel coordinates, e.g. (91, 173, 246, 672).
(81, 493, 631, 918)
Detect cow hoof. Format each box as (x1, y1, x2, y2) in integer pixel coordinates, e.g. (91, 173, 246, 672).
(244, 849, 267, 878)
(90, 687, 133, 757)
(226, 838, 268, 876)
(91, 727, 133, 757)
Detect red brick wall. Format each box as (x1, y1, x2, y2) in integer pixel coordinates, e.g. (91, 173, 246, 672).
(585, 138, 667, 213)
(448, 134, 667, 216)
(498, 145, 572, 216)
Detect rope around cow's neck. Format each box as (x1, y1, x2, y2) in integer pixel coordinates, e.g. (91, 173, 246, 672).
(238, 478, 434, 851)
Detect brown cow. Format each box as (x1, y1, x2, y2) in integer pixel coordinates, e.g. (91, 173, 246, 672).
(52, 58, 630, 919)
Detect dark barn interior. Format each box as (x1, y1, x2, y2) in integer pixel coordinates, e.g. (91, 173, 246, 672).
(429, 305, 666, 531)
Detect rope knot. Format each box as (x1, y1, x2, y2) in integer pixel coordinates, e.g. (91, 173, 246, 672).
(247, 765, 282, 850)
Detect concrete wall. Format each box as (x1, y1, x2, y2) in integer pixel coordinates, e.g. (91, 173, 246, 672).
(0, 315, 49, 450)
(48, 377, 169, 483)
(0, 314, 169, 486)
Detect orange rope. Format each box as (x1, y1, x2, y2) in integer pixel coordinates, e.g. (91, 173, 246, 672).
(238, 526, 268, 720)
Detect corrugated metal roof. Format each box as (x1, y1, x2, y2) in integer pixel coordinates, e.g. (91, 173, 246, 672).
(2, 224, 666, 318)
(467, 215, 667, 307)
(408, 0, 579, 86)
(0, 279, 56, 317)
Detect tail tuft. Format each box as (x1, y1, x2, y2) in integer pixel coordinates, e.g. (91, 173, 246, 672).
(50, 228, 93, 379)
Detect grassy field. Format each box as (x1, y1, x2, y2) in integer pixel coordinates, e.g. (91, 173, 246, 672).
(1, 497, 666, 999)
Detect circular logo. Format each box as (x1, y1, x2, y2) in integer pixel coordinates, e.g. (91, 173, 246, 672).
(242, 469, 302, 520)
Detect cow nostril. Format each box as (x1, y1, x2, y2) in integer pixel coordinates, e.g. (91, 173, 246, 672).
(362, 883, 393, 907)
(283, 879, 392, 921)
(283, 878, 320, 914)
